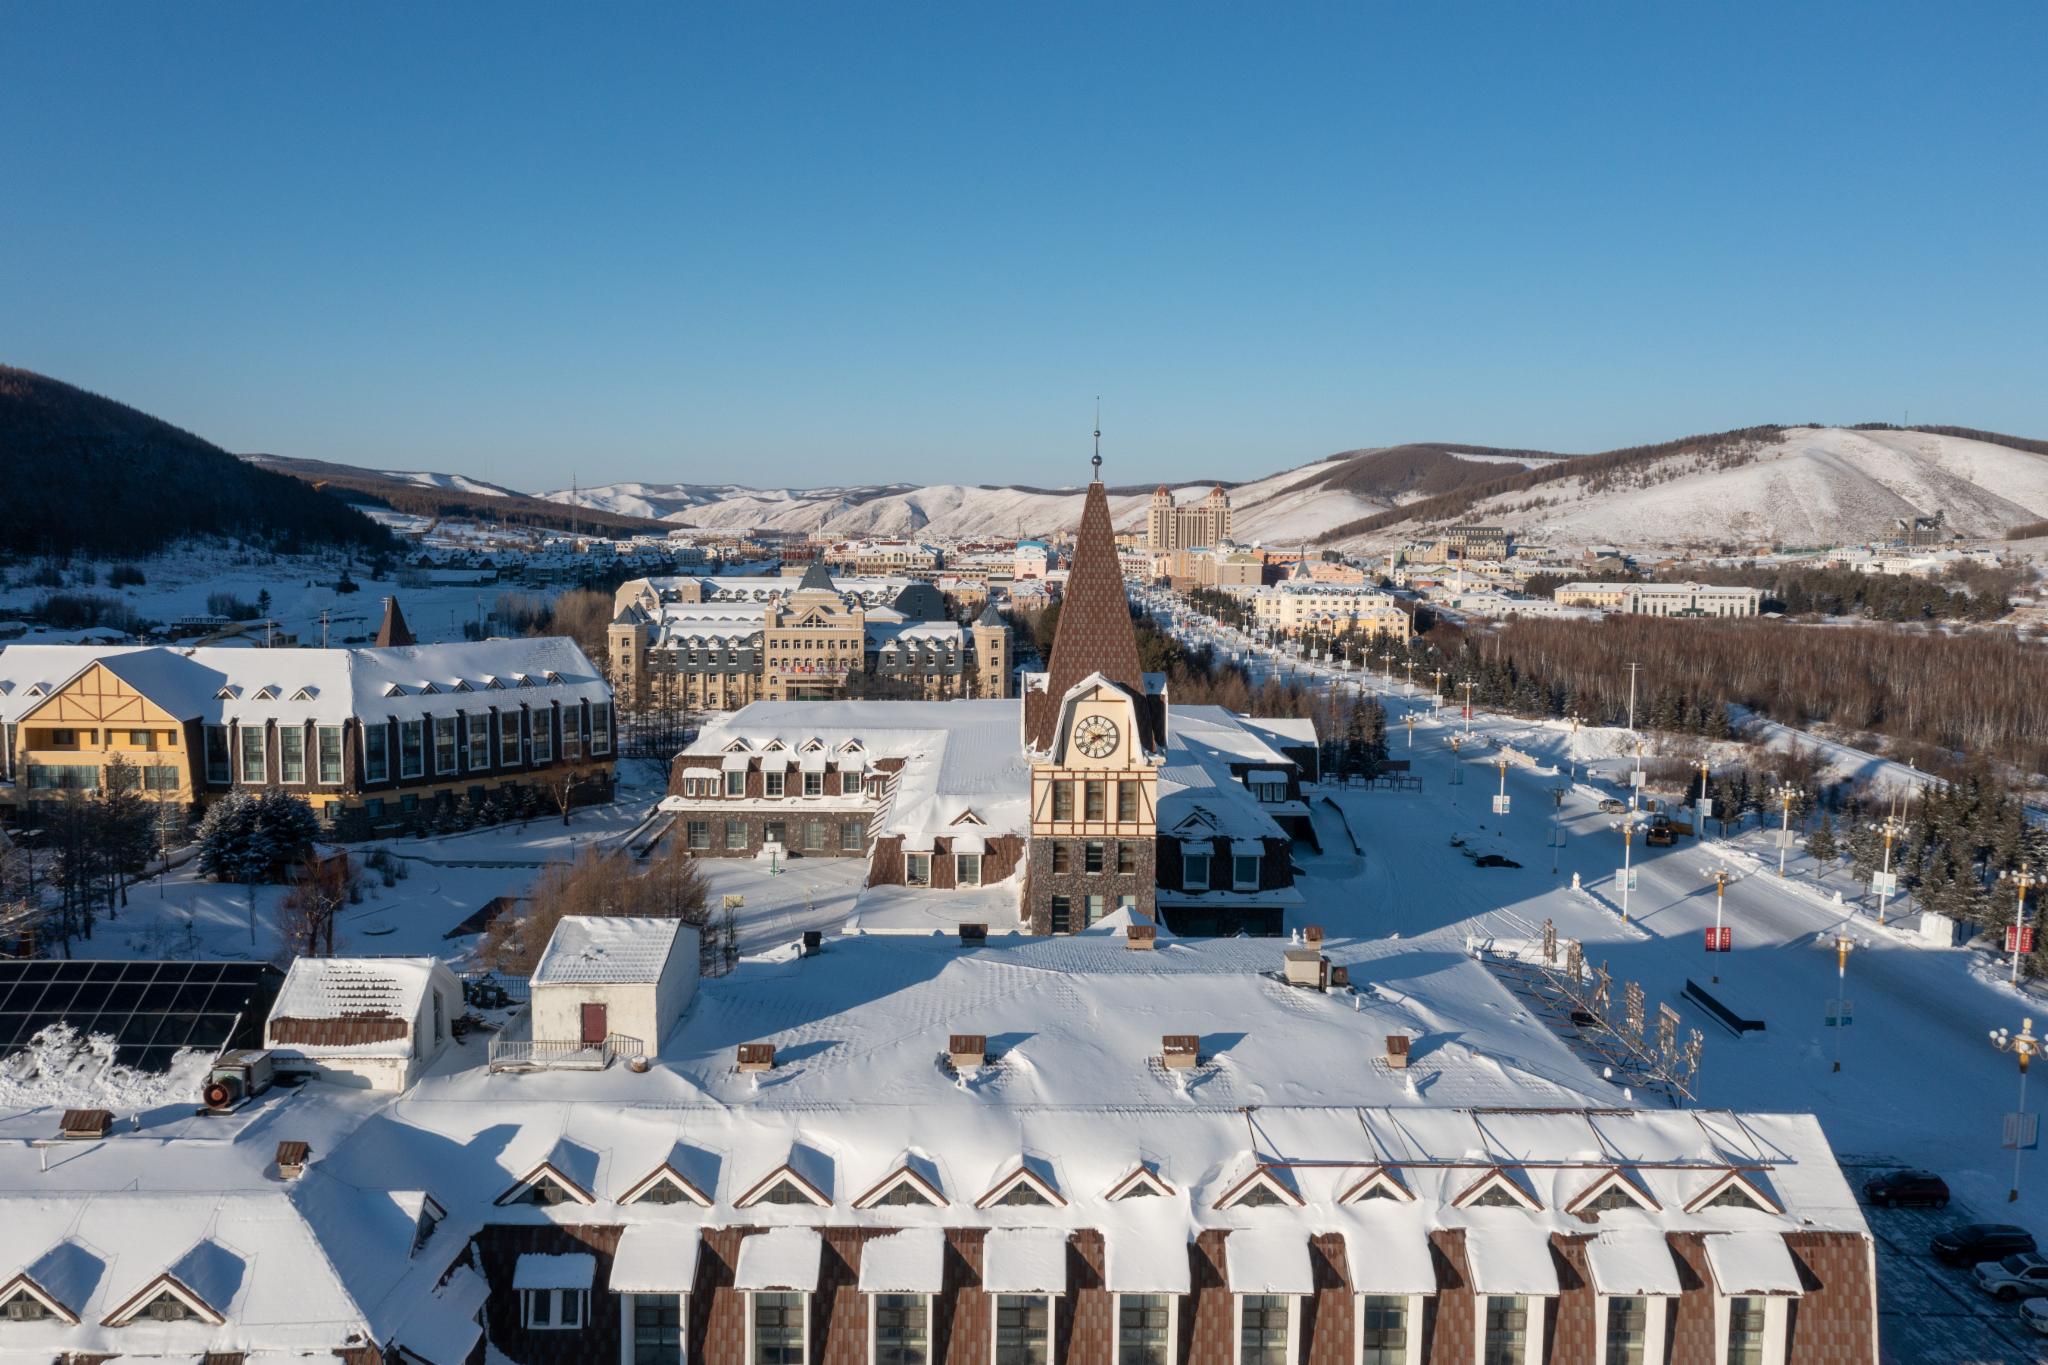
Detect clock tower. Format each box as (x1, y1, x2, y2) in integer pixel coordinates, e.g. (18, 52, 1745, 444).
(1022, 459, 1164, 934)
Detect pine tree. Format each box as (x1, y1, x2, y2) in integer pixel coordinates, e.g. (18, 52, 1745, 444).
(1805, 814, 1839, 880)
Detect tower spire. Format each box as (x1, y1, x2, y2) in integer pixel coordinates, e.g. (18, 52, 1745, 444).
(1091, 396, 1101, 480)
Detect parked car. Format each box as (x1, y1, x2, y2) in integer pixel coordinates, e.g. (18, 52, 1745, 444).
(1598, 797, 1627, 814)
(1863, 1169, 1950, 1208)
(1974, 1253, 2048, 1301)
(1932, 1224, 2038, 1266)
(2022, 1299, 2048, 1337)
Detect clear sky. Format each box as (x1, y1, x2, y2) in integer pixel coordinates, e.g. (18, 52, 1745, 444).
(4, 2, 2044, 492)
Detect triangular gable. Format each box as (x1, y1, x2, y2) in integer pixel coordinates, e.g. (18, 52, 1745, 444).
(382, 683, 407, 698)
(483, 676, 504, 690)
(949, 809, 986, 827)
(25, 683, 47, 698)
(1683, 1169, 1782, 1215)
(252, 685, 280, 701)
(1452, 1166, 1544, 1212)
(542, 671, 562, 684)
(619, 1164, 714, 1208)
(102, 1272, 229, 1327)
(736, 1163, 831, 1209)
(290, 687, 317, 702)
(0, 1274, 81, 1325)
(493, 1160, 596, 1207)
(1213, 1163, 1303, 1210)
(1170, 808, 1219, 834)
(1339, 1165, 1415, 1204)
(976, 1161, 1066, 1209)
(836, 739, 866, 754)
(1105, 1163, 1175, 1201)
(723, 738, 755, 753)
(761, 739, 788, 751)
(451, 680, 473, 693)
(418, 682, 440, 695)
(215, 686, 240, 700)
(854, 1161, 949, 1209)
(1567, 1167, 1661, 1217)
(798, 737, 827, 753)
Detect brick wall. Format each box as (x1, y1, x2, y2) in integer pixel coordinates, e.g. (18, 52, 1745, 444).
(1784, 1230, 1879, 1364)
(1022, 837, 1157, 933)
(1665, 1232, 1716, 1365)
(1548, 1234, 1595, 1365)
(1424, 1230, 1472, 1365)
(1304, 1232, 1354, 1365)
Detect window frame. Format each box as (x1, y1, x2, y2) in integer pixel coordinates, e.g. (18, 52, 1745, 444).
(522, 1287, 589, 1332)
(1116, 1292, 1175, 1365)
(1183, 849, 1212, 891)
(433, 715, 459, 774)
(500, 709, 524, 766)
(748, 1290, 809, 1365)
(727, 819, 750, 851)
(531, 709, 554, 763)
(803, 770, 824, 797)
(204, 724, 231, 784)
(905, 852, 931, 887)
(1234, 1293, 1295, 1365)
(468, 713, 492, 770)
(765, 770, 786, 798)
(364, 724, 390, 783)
(955, 852, 982, 887)
(687, 820, 711, 851)
(991, 1292, 1053, 1365)
(317, 724, 344, 784)
(1356, 1293, 1421, 1365)
(1051, 781, 1073, 822)
(727, 768, 747, 796)
(279, 726, 307, 784)
(1117, 781, 1140, 821)
(1233, 852, 1261, 890)
(590, 701, 612, 754)
(869, 1291, 932, 1365)
(1480, 1294, 1532, 1365)
(239, 725, 267, 784)
(620, 1291, 686, 1365)
(1084, 778, 1106, 821)
(399, 719, 425, 779)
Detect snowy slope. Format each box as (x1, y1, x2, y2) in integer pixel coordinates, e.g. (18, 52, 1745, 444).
(1336, 427, 2048, 550)
(377, 469, 527, 499)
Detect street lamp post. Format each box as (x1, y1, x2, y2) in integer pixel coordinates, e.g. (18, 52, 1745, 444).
(1773, 783, 1799, 878)
(1706, 865, 1736, 982)
(1991, 1018, 2039, 1202)
(2001, 868, 2041, 987)
(1404, 712, 1415, 749)
(1696, 759, 1711, 842)
(1551, 783, 1567, 875)
(1830, 933, 1852, 1072)
(1630, 739, 1646, 813)
(1613, 819, 1638, 924)
(1460, 681, 1477, 738)
(1431, 669, 1445, 712)
(1567, 713, 1582, 785)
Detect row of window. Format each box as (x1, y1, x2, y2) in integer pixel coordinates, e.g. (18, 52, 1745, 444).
(1048, 891, 1140, 932)
(685, 818, 867, 853)
(1050, 840, 1140, 876)
(904, 851, 981, 887)
(680, 769, 865, 799)
(593, 1288, 1777, 1365)
(1182, 848, 1262, 892)
(1048, 779, 1142, 823)
(199, 704, 611, 787)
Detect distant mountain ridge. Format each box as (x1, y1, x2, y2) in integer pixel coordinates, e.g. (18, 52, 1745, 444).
(0, 366, 390, 558)
(246, 453, 674, 537)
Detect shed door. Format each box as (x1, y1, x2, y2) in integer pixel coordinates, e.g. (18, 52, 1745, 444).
(580, 1002, 608, 1046)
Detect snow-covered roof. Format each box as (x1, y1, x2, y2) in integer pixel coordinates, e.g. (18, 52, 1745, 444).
(1702, 1229, 1806, 1295)
(983, 1228, 1069, 1294)
(532, 916, 686, 986)
(1584, 1226, 1683, 1296)
(0, 638, 611, 727)
(1224, 1228, 1313, 1294)
(611, 1225, 704, 1293)
(856, 1228, 947, 1294)
(734, 1227, 823, 1292)
(267, 957, 445, 1056)
(511, 1251, 594, 1290)
(1462, 1220, 1562, 1296)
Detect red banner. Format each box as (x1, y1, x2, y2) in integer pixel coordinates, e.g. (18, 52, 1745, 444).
(1704, 927, 1732, 952)
(2008, 926, 2035, 954)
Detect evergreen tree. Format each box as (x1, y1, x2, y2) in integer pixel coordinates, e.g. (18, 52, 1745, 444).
(1805, 815, 1839, 880)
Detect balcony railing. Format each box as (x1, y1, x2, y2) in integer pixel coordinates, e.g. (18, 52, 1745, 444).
(487, 1032, 646, 1073)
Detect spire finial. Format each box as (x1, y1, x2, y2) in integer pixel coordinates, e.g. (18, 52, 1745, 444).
(1091, 396, 1101, 478)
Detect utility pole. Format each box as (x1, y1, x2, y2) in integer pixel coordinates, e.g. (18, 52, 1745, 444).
(2003, 868, 2041, 987)
(1550, 783, 1567, 875)
(1567, 713, 1582, 785)
(1460, 681, 1476, 738)
(1448, 735, 1463, 804)
(1624, 661, 1642, 735)
(1991, 1018, 2039, 1202)
(1774, 783, 1799, 878)
(320, 609, 330, 648)
(1630, 738, 1646, 813)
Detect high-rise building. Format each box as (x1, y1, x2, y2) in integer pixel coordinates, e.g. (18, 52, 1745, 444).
(1145, 484, 1232, 552)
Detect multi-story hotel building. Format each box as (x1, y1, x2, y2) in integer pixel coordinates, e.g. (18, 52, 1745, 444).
(1145, 484, 1232, 553)
(1251, 573, 1413, 643)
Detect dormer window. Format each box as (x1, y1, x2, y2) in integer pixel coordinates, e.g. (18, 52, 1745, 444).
(291, 686, 317, 701)
(1106, 1165, 1174, 1201)
(144, 1293, 191, 1322)
(1453, 1168, 1542, 1212)
(253, 685, 280, 700)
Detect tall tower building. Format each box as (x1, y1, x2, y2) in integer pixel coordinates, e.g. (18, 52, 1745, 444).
(1145, 485, 1234, 552)
(1023, 465, 1164, 933)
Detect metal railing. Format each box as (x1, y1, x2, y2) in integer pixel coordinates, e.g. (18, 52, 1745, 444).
(487, 1032, 646, 1073)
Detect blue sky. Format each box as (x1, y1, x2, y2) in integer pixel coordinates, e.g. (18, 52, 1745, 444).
(4, 2, 2044, 491)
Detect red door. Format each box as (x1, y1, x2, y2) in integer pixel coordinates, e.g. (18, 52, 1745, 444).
(580, 1002, 608, 1046)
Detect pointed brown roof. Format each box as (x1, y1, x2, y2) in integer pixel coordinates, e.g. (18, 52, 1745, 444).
(1025, 480, 1146, 750)
(374, 597, 415, 648)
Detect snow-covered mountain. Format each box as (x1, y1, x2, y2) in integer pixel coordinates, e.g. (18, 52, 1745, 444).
(530, 425, 2048, 549)
(378, 468, 529, 499)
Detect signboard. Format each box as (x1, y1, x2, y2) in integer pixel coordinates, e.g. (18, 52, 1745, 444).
(1773, 828, 1798, 849)
(1824, 1000, 1853, 1027)
(1704, 927, 1732, 952)
(2005, 1112, 2041, 1152)
(1697, 798, 1714, 818)
(1870, 870, 1898, 895)
(1616, 868, 1637, 890)
(722, 894, 746, 911)
(1629, 771, 1645, 788)
(2009, 926, 2036, 954)
(1492, 795, 1511, 815)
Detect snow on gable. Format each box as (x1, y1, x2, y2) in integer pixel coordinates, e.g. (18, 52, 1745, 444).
(1213, 1159, 1303, 1210)
(1683, 1168, 1782, 1216)
(496, 1139, 600, 1208)
(1339, 1165, 1414, 1205)
(1105, 1162, 1174, 1201)
(532, 916, 683, 986)
(1565, 1166, 1661, 1217)
(103, 1238, 242, 1326)
(976, 1154, 1065, 1209)
(854, 1153, 948, 1209)
(0, 1240, 100, 1324)
(1451, 1166, 1543, 1212)
(737, 1140, 834, 1209)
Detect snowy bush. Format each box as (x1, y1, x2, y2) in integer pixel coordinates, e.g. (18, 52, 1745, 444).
(196, 788, 319, 883)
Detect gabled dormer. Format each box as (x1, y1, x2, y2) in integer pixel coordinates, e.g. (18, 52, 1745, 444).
(495, 1159, 597, 1207)
(253, 685, 280, 701)
(1452, 1166, 1543, 1212)
(1567, 1167, 1661, 1217)
(976, 1158, 1066, 1209)
(855, 1156, 948, 1209)
(102, 1241, 240, 1327)
(290, 686, 318, 702)
(1105, 1162, 1175, 1201)
(1683, 1168, 1781, 1215)
(620, 1164, 715, 1208)
(736, 1163, 832, 1208)
(1214, 1162, 1303, 1210)
(1339, 1165, 1415, 1205)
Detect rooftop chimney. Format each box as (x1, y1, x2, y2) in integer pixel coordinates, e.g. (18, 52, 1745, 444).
(957, 923, 988, 947)
(1125, 924, 1157, 950)
(1303, 925, 1325, 948)
(737, 1043, 776, 1073)
(1162, 1034, 1200, 1070)
(275, 1140, 311, 1179)
(60, 1109, 112, 1141)
(801, 929, 823, 955)
(1384, 1035, 1411, 1070)
(949, 1033, 987, 1070)
(1283, 948, 1329, 990)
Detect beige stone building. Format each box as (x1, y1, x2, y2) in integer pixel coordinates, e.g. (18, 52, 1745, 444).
(1145, 485, 1232, 553)
(1252, 576, 1412, 643)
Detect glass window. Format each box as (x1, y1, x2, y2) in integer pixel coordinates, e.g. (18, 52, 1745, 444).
(1085, 779, 1106, 820)
(906, 853, 931, 887)
(1052, 844, 1070, 874)
(728, 819, 749, 850)
(995, 1295, 1050, 1365)
(804, 771, 823, 797)
(765, 771, 785, 798)
(1118, 842, 1138, 874)
(1050, 895, 1072, 934)
(1726, 1296, 1765, 1365)
(1118, 781, 1139, 821)
(1605, 1296, 1646, 1365)
(1234, 853, 1260, 888)
(763, 820, 786, 847)
(1238, 1295, 1289, 1365)
(531, 711, 553, 762)
(727, 768, 747, 796)
(804, 820, 826, 851)
(591, 702, 612, 754)
(239, 726, 267, 783)
(27, 764, 98, 790)
(841, 821, 865, 851)
(1183, 851, 1211, 890)
(364, 724, 389, 782)
(956, 853, 982, 887)
(204, 725, 231, 783)
(144, 765, 179, 791)
(434, 716, 458, 773)
(279, 727, 306, 783)
(523, 1288, 587, 1330)
(399, 720, 425, 778)
(753, 1291, 805, 1365)
(632, 1293, 683, 1365)
(1086, 894, 1106, 925)
(874, 1293, 929, 1365)
(318, 725, 343, 784)
(1483, 1295, 1528, 1365)
(1119, 1294, 1171, 1365)
(1051, 782, 1073, 821)
(468, 714, 491, 770)
(688, 820, 710, 850)
(500, 709, 522, 764)
(1085, 841, 1105, 873)
(1360, 1295, 1407, 1365)
(841, 770, 860, 795)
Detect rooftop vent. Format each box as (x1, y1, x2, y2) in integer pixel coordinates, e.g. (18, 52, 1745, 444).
(1304, 925, 1325, 948)
(1329, 964, 1351, 989)
(949, 1033, 987, 1070)
(1282, 948, 1329, 990)
(1125, 924, 1157, 951)
(801, 929, 823, 955)
(60, 1108, 112, 1141)
(1162, 1034, 1200, 1070)
(737, 1043, 776, 1073)
(958, 923, 987, 947)
(1384, 1035, 1411, 1070)
(275, 1140, 311, 1179)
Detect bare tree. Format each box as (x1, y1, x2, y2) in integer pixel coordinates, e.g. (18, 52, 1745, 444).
(277, 850, 353, 961)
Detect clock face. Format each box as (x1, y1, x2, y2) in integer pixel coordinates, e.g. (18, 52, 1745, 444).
(1073, 714, 1119, 759)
